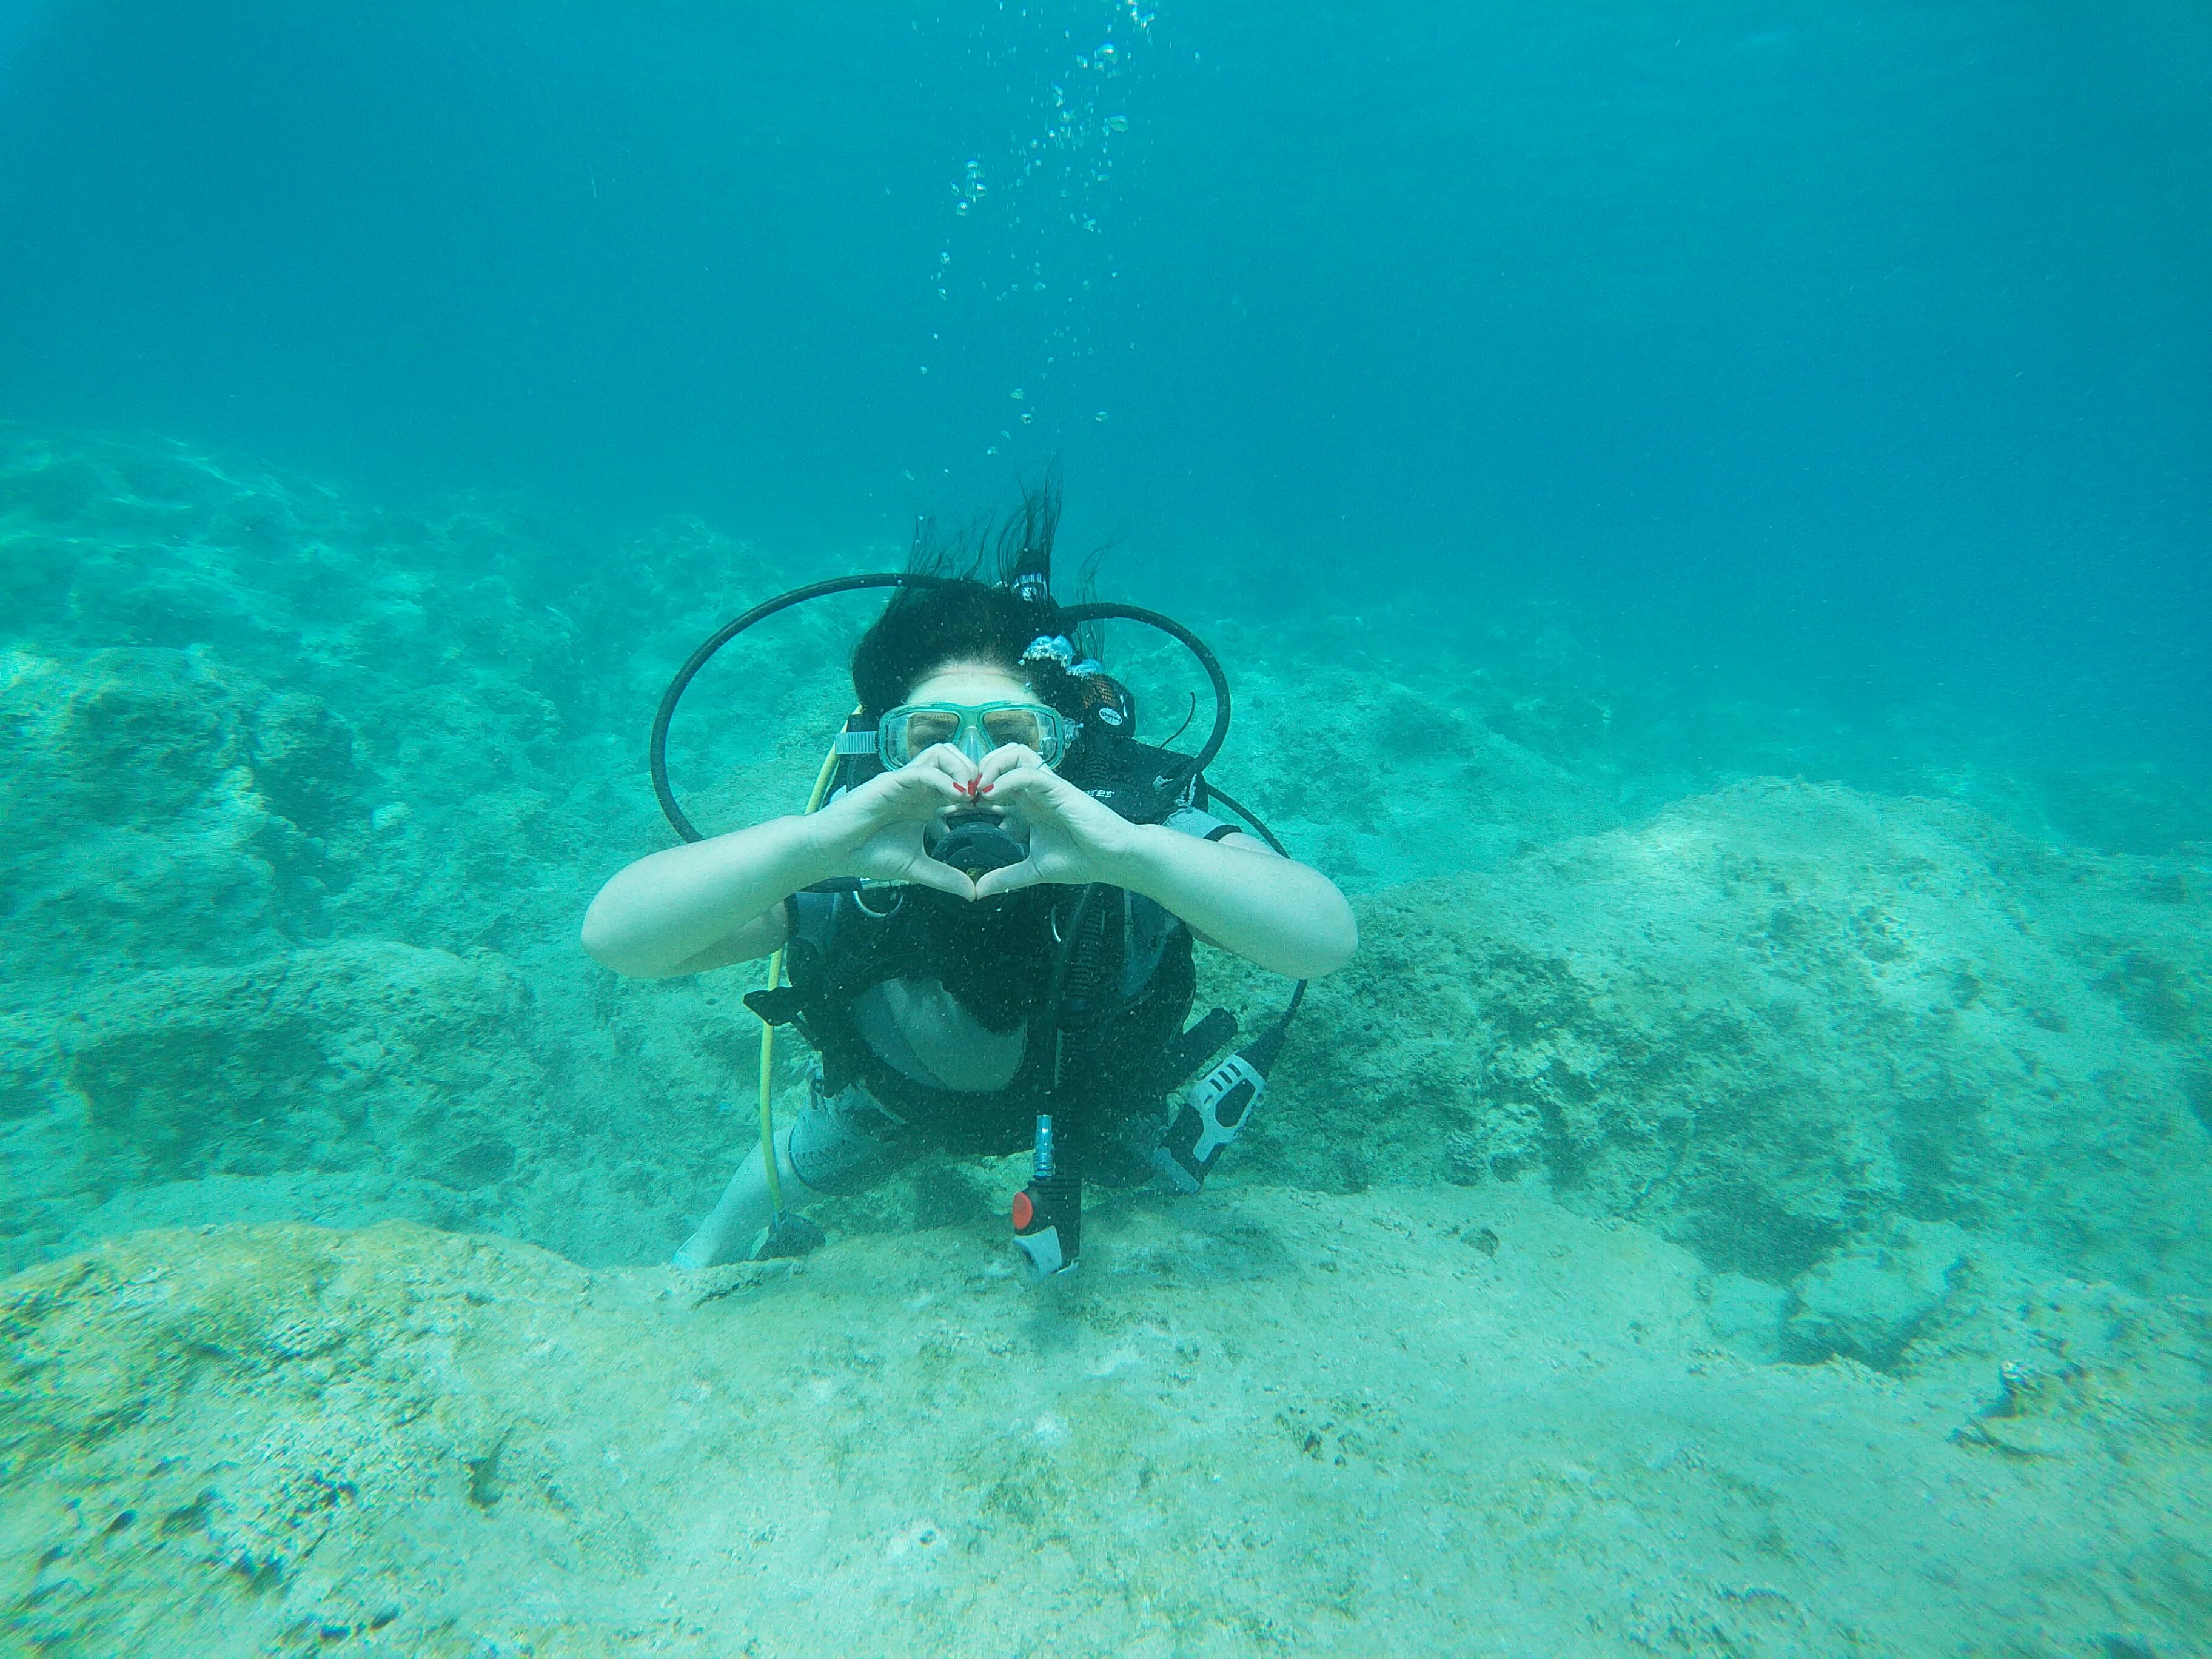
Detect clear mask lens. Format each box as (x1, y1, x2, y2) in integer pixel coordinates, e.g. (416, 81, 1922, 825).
(901, 709, 965, 751)
(980, 706, 1045, 750)
(880, 701, 1067, 768)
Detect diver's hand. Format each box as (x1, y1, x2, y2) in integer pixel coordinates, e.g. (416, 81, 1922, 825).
(970, 747, 1135, 898)
(814, 746, 979, 899)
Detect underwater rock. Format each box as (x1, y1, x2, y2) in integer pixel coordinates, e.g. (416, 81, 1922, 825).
(5, 426, 2209, 1313)
(249, 690, 360, 837)
(1258, 780, 2212, 1296)
(0, 646, 365, 980)
(56, 940, 541, 1191)
(2, 1187, 2205, 1657)
(22, 646, 245, 827)
(0, 427, 2206, 1650)
(0, 941, 548, 1274)
(1701, 1271, 1792, 1363)
(1782, 1218, 1971, 1368)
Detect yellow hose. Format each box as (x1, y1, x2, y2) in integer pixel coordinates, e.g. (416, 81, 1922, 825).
(756, 724, 851, 1215)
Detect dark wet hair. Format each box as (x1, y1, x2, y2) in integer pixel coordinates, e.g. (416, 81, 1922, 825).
(850, 483, 1093, 717)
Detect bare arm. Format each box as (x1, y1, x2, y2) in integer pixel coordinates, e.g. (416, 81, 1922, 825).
(973, 751, 1357, 980)
(1105, 825, 1357, 980)
(580, 750, 977, 979)
(579, 812, 824, 978)
(585, 744, 1357, 983)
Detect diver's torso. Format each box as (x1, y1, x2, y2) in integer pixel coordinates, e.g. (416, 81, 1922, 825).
(849, 977, 1027, 1093)
(774, 881, 1195, 1154)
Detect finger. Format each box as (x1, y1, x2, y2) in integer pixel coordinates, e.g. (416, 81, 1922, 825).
(976, 745, 1044, 790)
(889, 761, 968, 806)
(911, 745, 982, 785)
(900, 765, 966, 799)
(973, 857, 1044, 900)
(974, 765, 1065, 821)
(915, 745, 989, 800)
(976, 762, 1058, 803)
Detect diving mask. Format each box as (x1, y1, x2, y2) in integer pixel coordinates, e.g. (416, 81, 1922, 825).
(876, 700, 1076, 769)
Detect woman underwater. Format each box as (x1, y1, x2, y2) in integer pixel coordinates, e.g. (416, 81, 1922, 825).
(581, 498, 1356, 1269)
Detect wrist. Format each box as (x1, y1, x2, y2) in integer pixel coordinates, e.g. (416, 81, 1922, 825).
(793, 799, 868, 873)
(1093, 820, 1170, 893)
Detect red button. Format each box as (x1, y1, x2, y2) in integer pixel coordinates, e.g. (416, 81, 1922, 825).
(1011, 1191, 1034, 1231)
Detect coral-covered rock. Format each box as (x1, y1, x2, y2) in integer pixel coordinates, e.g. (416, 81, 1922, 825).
(53, 942, 542, 1194)
(249, 691, 360, 837)
(1258, 782, 2212, 1293)
(4, 424, 2208, 1322)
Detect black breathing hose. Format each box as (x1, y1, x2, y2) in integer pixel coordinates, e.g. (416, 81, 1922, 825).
(651, 572, 950, 844)
(649, 577, 1232, 844)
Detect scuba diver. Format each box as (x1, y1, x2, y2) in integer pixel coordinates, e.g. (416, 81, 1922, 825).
(581, 491, 1355, 1275)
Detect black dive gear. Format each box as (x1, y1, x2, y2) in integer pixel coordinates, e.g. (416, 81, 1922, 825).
(1013, 1114, 1081, 1277)
(651, 549, 1305, 1275)
(1153, 985, 1304, 1193)
(1148, 783, 1306, 1195)
(924, 807, 1030, 876)
(751, 874, 1197, 1156)
(649, 573, 1232, 845)
(750, 1207, 825, 1261)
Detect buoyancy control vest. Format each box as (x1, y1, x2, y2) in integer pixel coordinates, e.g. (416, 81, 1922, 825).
(743, 736, 1242, 1162)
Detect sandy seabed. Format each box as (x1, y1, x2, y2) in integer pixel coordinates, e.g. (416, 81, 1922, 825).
(7, 1184, 2205, 1657)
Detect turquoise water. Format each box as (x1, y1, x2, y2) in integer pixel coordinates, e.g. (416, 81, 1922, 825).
(1, 5, 2208, 1654)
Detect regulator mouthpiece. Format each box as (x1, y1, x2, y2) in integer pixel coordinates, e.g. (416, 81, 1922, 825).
(926, 808, 1029, 876)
